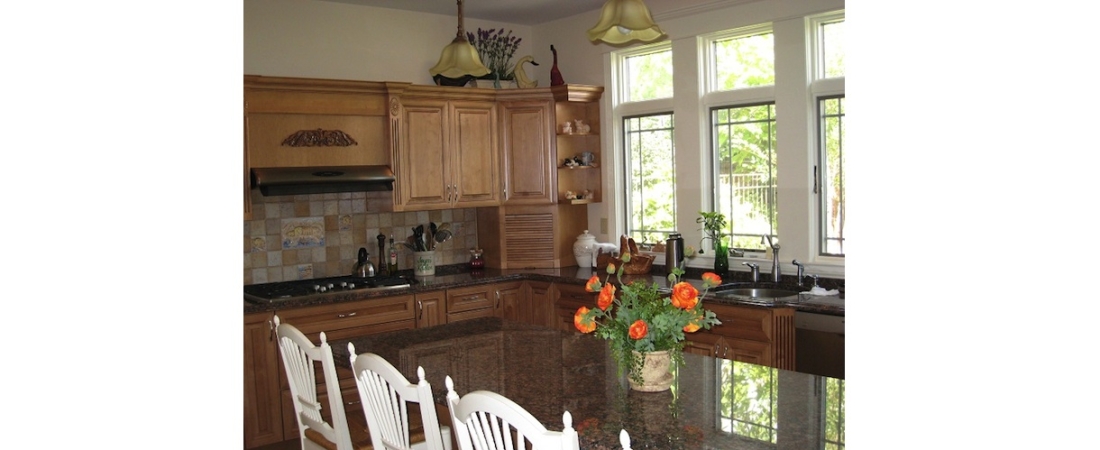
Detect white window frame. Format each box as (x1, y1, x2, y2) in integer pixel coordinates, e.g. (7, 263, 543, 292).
(810, 10, 846, 260)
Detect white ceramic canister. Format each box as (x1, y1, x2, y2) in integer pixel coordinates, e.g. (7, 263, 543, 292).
(573, 230, 597, 267)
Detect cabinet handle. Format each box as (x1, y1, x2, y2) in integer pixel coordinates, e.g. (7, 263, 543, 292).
(496, 291, 501, 308)
(268, 320, 274, 342)
(417, 300, 423, 320)
(337, 312, 358, 318)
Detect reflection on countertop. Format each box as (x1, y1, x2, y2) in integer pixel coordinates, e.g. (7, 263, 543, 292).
(328, 317, 845, 450)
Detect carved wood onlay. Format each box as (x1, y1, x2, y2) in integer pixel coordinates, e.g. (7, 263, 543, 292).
(281, 129, 358, 147)
(390, 97, 401, 117)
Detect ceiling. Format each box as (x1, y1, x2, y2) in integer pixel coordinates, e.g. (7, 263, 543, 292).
(318, 0, 610, 26)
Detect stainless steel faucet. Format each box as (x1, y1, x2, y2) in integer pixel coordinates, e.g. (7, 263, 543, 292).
(743, 262, 760, 283)
(764, 236, 780, 282)
(792, 259, 805, 286)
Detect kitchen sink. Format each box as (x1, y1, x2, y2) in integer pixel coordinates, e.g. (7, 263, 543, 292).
(712, 283, 807, 300)
(720, 287, 802, 299)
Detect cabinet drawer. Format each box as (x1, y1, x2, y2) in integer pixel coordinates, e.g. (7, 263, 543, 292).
(276, 295, 417, 340)
(446, 285, 496, 314)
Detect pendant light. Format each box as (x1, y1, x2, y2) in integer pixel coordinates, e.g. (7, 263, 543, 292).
(587, 0, 666, 45)
(429, 0, 490, 79)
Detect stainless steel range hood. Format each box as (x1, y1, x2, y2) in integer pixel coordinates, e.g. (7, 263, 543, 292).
(251, 165, 395, 196)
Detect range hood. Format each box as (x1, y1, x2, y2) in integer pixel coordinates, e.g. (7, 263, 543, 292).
(251, 165, 395, 196)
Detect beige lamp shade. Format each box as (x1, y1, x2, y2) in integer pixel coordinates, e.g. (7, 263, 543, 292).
(430, 37, 490, 78)
(429, 0, 491, 79)
(587, 0, 666, 44)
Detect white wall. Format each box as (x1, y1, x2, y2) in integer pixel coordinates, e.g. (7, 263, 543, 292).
(244, 0, 538, 84)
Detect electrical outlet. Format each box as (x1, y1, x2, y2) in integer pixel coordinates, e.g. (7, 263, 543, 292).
(600, 218, 608, 234)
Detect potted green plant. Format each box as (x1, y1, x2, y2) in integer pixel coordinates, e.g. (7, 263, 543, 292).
(574, 259, 722, 392)
(466, 28, 521, 85)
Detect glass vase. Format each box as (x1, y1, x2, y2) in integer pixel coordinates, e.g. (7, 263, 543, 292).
(714, 238, 729, 274)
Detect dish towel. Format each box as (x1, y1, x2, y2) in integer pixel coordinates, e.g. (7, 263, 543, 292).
(803, 286, 840, 296)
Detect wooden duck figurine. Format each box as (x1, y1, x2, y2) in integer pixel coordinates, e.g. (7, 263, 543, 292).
(550, 45, 565, 86)
(513, 55, 539, 88)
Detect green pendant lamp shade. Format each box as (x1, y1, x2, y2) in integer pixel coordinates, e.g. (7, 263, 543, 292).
(587, 0, 666, 45)
(430, 0, 490, 79)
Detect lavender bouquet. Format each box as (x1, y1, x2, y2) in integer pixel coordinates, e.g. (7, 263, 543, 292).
(466, 28, 521, 81)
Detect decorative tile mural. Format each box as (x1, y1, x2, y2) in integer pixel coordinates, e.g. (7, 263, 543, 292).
(281, 217, 325, 249)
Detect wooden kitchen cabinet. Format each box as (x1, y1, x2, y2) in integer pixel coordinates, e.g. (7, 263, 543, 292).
(552, 282, 596, 332)
(684, 303, 795, 370)
(415, 290, 446, 328)
(394, 94, 500, 211)
(476, 204, 588, 269)
(500, 280, 553, 327)
(244, 312, 282, 449)
(498, 99, 555, 205)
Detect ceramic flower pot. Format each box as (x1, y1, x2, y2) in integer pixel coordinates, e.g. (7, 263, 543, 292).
(628, 350, 674, 392)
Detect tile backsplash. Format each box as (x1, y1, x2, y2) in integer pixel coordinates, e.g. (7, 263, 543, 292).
(244, 190, 478, 285)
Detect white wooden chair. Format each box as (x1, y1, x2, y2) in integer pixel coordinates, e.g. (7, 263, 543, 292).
(275, 315, 371, 450)
(348, 343, 452, 450)
(444, 376, 579, 450)
(619, 429, 631, 450)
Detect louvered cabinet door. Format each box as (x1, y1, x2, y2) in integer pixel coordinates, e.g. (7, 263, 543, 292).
(476, 204, 588, 269)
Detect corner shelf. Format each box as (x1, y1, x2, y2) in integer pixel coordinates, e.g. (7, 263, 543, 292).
(552, 85, 604, 205)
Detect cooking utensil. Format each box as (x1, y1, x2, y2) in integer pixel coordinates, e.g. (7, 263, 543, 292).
(353, 247, 376, 277)
(433, 229, 453, 246)
(429, 222, 438, 250)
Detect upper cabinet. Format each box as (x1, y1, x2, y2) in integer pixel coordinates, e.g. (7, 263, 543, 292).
(244, 76, 393, 169)
(392, 88, 500, 211)
(498, 97, 555, 205)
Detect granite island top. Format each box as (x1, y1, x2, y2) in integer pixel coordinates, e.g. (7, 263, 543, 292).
(328, 317, 844, 450)
(243, 265, 844, 317)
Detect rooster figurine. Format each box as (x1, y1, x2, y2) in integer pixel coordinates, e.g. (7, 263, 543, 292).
(550, 45, 565, 86)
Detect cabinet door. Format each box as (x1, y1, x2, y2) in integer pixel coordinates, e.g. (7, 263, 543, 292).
(451, 101, 500, 206)
(497, 281, 529, 324)
(415, 291, 446, 329)
(244, 312, 283, 449)
(526, 280, 554, 328)
(397, 98, 450, 209)
(500, 100, 555, 204)
(446, 284, 498, 323)
(552, 282, 595, 332)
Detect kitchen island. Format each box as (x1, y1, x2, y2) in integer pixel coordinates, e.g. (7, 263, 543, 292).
(330, 317, 845, 450)
(244, 266, 844, 448)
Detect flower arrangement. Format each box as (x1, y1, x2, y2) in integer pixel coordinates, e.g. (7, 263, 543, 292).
(466, 28, 521, 81)
(574, 257, 723, 385)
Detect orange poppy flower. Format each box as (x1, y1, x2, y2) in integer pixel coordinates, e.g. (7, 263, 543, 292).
(597, 283, 616, 310)
(683, 313, 704, 333)
(584, 275, 602, 293)
(574, 307, 596, 333)
(628, 320, 648, 340)
(670, 282, 699, 310)
(701, 272, 722, 288)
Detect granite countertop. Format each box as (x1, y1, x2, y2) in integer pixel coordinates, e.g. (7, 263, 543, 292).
(244, 265, 844, 316)
(330, 317, 844, 450)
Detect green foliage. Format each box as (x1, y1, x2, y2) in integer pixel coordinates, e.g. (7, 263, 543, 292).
(697, 211, 727, 251)
(579, 266, 722, 385)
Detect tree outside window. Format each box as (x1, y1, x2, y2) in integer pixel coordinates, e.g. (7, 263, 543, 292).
(624, 113, 675, 245)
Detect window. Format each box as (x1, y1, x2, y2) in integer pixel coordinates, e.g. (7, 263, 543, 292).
(818, 96, 845, 255)
(711, 27, 775, 91)
(624, 113, 676, 244)
(623, 48, 673, 102)
(812, 12, 846, 256)
(712, 103, 778, 251)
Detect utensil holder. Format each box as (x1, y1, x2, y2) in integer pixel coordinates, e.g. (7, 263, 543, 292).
(413, 251, 436, 276)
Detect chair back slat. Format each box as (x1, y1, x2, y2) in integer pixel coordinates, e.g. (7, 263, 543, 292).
(349, 344, 451, 450)
(445, 377, 579, 450)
